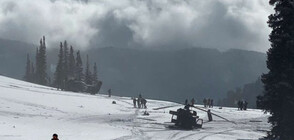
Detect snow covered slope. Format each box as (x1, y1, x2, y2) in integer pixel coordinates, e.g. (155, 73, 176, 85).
(0, 76, 270, 140)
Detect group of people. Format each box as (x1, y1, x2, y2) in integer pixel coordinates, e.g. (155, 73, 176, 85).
(184, 98, 196, 106)
(203, 98, 214, 108)
(133, 94, 147, 109)
(184, 98, 214, 108)
(237, 100, 248, 110)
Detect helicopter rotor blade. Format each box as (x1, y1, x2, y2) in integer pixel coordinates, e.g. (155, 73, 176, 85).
(152, 105, 180, 110)
(190, 105, 236, 124)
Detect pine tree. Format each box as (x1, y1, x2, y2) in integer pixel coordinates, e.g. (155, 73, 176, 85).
(85, 55, 92, 85)
(75, 51, 83, 81)
(35, 47, 39, 84)
(63, 40, 69, 82)
(35, 36, 47, 85)
(24, 54, 31, 82)
(54, 42, 64, 89)
(30, 61, 35, 83)
(93, 62, 98, 83)
(68, 46, 75, 80)
(257, 0, 294, 139)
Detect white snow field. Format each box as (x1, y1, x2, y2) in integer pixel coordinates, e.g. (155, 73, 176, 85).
(0, 75, 270, 140)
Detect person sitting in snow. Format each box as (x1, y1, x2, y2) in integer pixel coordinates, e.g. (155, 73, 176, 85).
(51, 133, 59, 140)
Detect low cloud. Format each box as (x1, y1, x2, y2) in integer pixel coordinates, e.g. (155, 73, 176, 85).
(0, 0, 273, 52)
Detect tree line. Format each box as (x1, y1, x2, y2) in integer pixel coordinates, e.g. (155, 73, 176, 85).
(24, 36, 102, 94)
(218, 78, 262, 109)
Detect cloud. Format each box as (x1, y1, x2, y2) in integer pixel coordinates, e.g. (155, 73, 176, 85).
(0, 0, 273, 52)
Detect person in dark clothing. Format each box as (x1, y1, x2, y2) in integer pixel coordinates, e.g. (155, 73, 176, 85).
(238, 100, 244, 110)
(137, 97, 141, 108)
(191, 98, 195, 106)
(203, 98, 207, 107)
(52, 134, 59, 140)
(207, 99, 211, 108)
(243, 101, 248, 110)
(185, 99, 188, 105)
(133, 97, 137, 108)
(207, 109, 213, 121)
(108, 89, 111, 97)
(211, 99, 214, 108)
(141, 98, 147, 109)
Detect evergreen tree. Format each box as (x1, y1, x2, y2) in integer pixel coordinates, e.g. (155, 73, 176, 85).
(54, 42, 64, 89)
(85, 55, 92, 85)
(68, 46, 75, 79)
(35, 36, 47, 85)
(75, 51, 83, 81)
(35, 47, 39, 84)
(24, 54, 31, 82)
(63, 40, 69, 82)
(93, 62, 98, 83)
(30, 61, 35, 83)
(257, 0, 294, 139)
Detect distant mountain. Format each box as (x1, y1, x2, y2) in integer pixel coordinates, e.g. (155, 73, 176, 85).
(0, 38, 267, 103)
(87, 47, 267, 102)
(0, 39, 34, 78)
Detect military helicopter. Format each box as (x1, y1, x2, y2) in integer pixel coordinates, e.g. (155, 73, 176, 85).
(152, 103, 235, 130)
(169, 105, 203, 129)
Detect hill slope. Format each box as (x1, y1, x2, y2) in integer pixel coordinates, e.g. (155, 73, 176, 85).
(0, 76, 270, 140)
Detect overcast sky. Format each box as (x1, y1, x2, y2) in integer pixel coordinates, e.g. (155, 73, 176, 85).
(0, 0, 273, 52)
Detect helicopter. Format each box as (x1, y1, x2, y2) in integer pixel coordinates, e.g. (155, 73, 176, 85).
(152, 102, 235, 130)
(169, 105, 203, 129)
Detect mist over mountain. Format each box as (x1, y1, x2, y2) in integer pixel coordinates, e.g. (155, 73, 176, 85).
(0, 38, 267, 103)
(0, 0, 272, 52)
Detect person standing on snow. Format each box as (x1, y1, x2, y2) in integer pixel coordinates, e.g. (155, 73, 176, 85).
(108, 89, 112, 97)
(207, 109, 213, 122)
(191, 98, 195, 106)
(203, 98, 207, 107)
(211, 99, 214, 108)
(51, 134, 59, 140)
(133, 97, 137, 108)
(137, 95, 141, 108)
(141, 98, 147, 109)
(185, 99, 188, 105)
(207, 99, 211, 108)
(243, 100, 248, 110)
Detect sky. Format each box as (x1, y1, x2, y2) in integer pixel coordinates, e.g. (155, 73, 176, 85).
(0, 0, 273, 52)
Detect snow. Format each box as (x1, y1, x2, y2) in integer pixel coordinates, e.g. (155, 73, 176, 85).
(0, 75, 270, 140)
